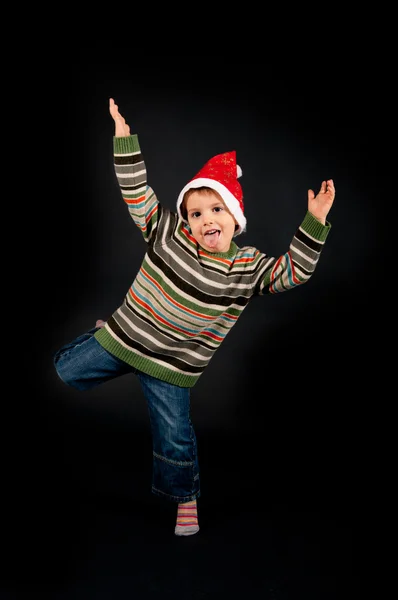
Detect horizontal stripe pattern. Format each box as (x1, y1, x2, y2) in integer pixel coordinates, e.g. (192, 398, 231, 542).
(176, 500, 198, 527)
(95, 135, 331, 387)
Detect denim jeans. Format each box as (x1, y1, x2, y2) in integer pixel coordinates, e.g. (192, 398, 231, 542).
(53, 328, 200, 503)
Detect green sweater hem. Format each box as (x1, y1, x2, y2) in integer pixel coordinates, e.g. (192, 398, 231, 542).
(94, 327, 198, 388)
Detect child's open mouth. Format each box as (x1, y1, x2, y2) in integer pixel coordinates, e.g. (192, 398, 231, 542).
(204, 229, 220, 248)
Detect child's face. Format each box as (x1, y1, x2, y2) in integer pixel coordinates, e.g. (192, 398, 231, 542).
(186, 190, 238, 253)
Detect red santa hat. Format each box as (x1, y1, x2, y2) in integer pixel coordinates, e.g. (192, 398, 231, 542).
(176, 150, 246, 236)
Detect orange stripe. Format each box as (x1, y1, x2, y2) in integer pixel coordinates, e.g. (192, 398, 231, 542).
(181, 225, 197, 245)
(141, 268, 214, 320)
(235, 257, 256, 264)
(128, 288, 223, 341)
(128, 289, 190, 335)
(123, 194, 146, 205)
(198, 250, 232, 265)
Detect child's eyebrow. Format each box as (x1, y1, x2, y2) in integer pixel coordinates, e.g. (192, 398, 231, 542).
(188, 202, 224, 212)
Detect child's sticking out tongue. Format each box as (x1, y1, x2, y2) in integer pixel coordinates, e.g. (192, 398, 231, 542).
(204, 229, 220, 248)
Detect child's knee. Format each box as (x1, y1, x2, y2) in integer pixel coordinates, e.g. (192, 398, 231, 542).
(53, 350, 93, 391)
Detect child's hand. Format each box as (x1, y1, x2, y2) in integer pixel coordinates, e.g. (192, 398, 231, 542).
(109, 98, 130, 137)
(307, 179, 335, 224)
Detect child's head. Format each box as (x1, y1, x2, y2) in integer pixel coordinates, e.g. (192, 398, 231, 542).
(181, 187, 239, 253)
(176, 151, 247, 243)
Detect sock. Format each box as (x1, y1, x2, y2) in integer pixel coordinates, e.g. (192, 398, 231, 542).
(174, 499, 199, 536)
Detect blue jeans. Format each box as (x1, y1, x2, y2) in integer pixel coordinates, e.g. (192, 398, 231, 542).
(53, 328, 200, 503)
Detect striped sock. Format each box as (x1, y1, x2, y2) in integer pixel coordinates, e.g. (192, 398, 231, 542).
(174, 499, 199, 536)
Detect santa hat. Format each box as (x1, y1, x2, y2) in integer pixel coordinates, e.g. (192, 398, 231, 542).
(176, 150, 246, 236)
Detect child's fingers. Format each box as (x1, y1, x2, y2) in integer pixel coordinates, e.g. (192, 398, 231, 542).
(109, 97, 121, 119)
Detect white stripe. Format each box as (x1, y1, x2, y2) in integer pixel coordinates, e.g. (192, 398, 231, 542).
(104, 322, 204, 374)
(298, 226, 325, 244)
(117, 169, 146, 178)
(131, 278, 231, 343)
(120, 185, 147, 196)
(135, 276, 209, 328)
(292, 265, 310, 279)
(118, 309, 213, 360)
(158, 215, 250, 294)
(114, 150, 141, 157)
(146, 253, 244, 312)
(260, 256, 275, 272)
(292, 246, 317, 265)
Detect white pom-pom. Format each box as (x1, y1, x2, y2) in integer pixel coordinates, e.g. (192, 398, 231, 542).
(237, 165, 242, 178)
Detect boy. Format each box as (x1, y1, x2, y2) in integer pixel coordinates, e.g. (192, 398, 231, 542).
(53, 98, 335, 536)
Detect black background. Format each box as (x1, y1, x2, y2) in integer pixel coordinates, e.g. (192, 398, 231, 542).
(6, 51, 388, 598)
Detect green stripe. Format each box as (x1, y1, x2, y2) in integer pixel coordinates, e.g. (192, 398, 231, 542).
(94, 328, 199, 388)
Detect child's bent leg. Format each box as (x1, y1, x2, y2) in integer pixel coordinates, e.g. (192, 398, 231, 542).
(53, 327, 132, 391)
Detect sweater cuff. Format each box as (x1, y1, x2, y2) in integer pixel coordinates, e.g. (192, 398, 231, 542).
(301, 211, 331, 242)
(113, 134, 140, 154)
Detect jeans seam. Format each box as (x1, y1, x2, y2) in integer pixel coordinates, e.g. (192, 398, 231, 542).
(151, 486, 200, 503)
(152, 450, 194, 467)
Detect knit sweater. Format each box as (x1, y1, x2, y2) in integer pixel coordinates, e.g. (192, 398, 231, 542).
(94, 135, 331, 388)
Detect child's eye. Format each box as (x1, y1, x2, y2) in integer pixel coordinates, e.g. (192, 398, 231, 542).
(213, 206, 223, 213)
(190, 211, 200, 218)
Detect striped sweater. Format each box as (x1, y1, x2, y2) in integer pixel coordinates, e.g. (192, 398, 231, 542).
(94, 135, 331, 388)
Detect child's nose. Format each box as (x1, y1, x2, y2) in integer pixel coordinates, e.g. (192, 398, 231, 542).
(204, 213, 214, 225)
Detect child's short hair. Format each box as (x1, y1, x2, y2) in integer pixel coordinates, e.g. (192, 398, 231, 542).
(180, 187, 217, 221)
(180, 187, 239, 232)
